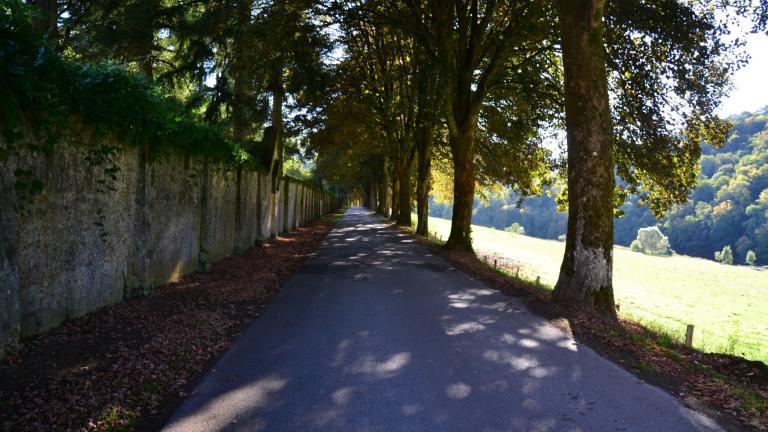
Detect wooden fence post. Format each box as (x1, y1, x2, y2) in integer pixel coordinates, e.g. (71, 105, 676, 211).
(685, 324, 694, 348)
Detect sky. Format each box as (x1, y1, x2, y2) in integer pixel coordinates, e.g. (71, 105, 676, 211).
(718, 29, 768, 116)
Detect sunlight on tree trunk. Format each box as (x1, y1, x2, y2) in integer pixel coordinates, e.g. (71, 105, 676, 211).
(553, 0, 617, 318)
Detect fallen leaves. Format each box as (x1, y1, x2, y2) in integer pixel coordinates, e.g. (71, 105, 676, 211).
(0, 216, 338, 432)
(405, 224, 768, 432)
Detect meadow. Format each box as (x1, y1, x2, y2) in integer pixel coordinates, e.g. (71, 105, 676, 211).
(422, 215, 768, 364)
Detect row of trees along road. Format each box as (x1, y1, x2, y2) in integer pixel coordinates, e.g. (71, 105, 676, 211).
(24, 0, 766, 318)
(312, 0, 766, 318)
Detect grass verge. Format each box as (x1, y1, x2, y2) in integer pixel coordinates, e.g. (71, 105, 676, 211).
(382, 213, 768, 431)
(423, 215, 768, 363)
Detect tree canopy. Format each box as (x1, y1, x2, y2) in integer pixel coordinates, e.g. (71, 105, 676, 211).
(7, 0, 765, 316)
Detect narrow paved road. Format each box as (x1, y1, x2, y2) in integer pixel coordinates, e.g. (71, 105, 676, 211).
(163, 207, 720, 432)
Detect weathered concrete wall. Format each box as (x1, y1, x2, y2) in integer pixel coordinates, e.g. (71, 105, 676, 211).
(15, 138, 139, 337)
(275, 181, 285, 234)
(143, 153, 202, 289)
(287, 182, 298, 231)
(259, 173, 276, 240)
(202, 164, 237, 264)
(0, 135, 21, 359)
(234, 169, 261, 253)
(0, 135, 339, 357)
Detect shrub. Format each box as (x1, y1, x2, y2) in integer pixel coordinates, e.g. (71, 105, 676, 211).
(720, 245, 734, 265)
(636, 226, 671, 255)
(746, 250, 756, 266)
(504, 222, 525, 235)
(630, 240, 642, 252)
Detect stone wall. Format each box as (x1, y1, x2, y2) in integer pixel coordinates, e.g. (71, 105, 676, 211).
(0, 135, 340, 358)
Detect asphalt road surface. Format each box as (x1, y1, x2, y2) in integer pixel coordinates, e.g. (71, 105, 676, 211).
(162, 207, 721, 432)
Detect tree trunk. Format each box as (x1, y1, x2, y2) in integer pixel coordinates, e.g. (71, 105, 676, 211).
(368, 182, 376, 210)
(268, 68, 284, 239)
(371, 180, 379, 211)
(33, 0, 57, 41)
(133, 0, 157, 79)
(445, 126, 476, 251)
(415, 125, 433, 236)
(376, 158, 390, 216)
(267, 0, 287, 238)
(395, 159, 412, 226)
(414, 48, 434, 236)
(232, 0, 254, 141)
(553, 0, 617, 318)
(390, 171, 400, 221)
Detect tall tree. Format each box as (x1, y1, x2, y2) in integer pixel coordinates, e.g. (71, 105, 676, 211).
(413, 49, 439, 235)
(248, 0, 329, 234)
(31, 0, 57, 40)
(231, 0, 256, 142)
(387, 0, 556, 250)
(553, 0, 741, 315)
(552, 0, 616, 315)
(331, 4, 419, 222)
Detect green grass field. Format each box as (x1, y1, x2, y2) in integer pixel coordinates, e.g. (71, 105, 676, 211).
(421, 215, 768, 364)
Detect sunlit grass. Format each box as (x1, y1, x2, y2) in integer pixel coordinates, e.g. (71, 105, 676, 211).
(420, 214, 768, 363)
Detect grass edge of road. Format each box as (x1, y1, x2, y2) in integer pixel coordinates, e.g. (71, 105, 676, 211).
(424, 214, 768, 363)
(381, 215, 767, 432)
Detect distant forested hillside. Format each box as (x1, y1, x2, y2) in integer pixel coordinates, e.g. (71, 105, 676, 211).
(431, 108, 768, 265)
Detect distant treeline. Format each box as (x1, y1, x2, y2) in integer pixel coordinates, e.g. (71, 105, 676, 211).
(431, 108, 768, 265)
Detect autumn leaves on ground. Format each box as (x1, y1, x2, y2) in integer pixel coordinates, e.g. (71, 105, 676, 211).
(400, 223, 768, 432)
(0, 216, 338, 432)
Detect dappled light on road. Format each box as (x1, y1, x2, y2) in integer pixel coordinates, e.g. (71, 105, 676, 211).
(163, 208, 722, 432)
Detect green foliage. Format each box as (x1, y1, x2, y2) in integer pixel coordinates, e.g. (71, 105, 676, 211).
(719, 245, 734, 265)
(283, 156, 315, 182)
(436, 108, 768, 266)
(630, 240, 641, 252)
(424, 214, 768, 363)
(504, 222, 525, 235)
(746, 250, 756, 266)
(431, 188, 567, 240)
(0, 0, 257, 198)
(636, 226, 671, 256)
(605, 0, 741, 215)
(665, 109, 768, 265)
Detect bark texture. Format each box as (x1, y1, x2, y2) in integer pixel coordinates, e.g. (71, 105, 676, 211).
(231, 0, 254, 142)
(445, 126, 476, 251)
(33, 0, 57, 41)
(136, 0, 156, 79)
(394, 156, 413, 226)
(415, 135, 431, 236)
(390, 173, 400, 221)
(375, 159, 391, 216)
(267, 72, 284, 239)
(553, 0, 617, 317)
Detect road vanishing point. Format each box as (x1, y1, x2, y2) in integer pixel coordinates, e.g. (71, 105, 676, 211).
(163, 207, 721, 432)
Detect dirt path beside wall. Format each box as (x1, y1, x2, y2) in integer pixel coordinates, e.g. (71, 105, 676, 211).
(0, 213, 341, 432)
